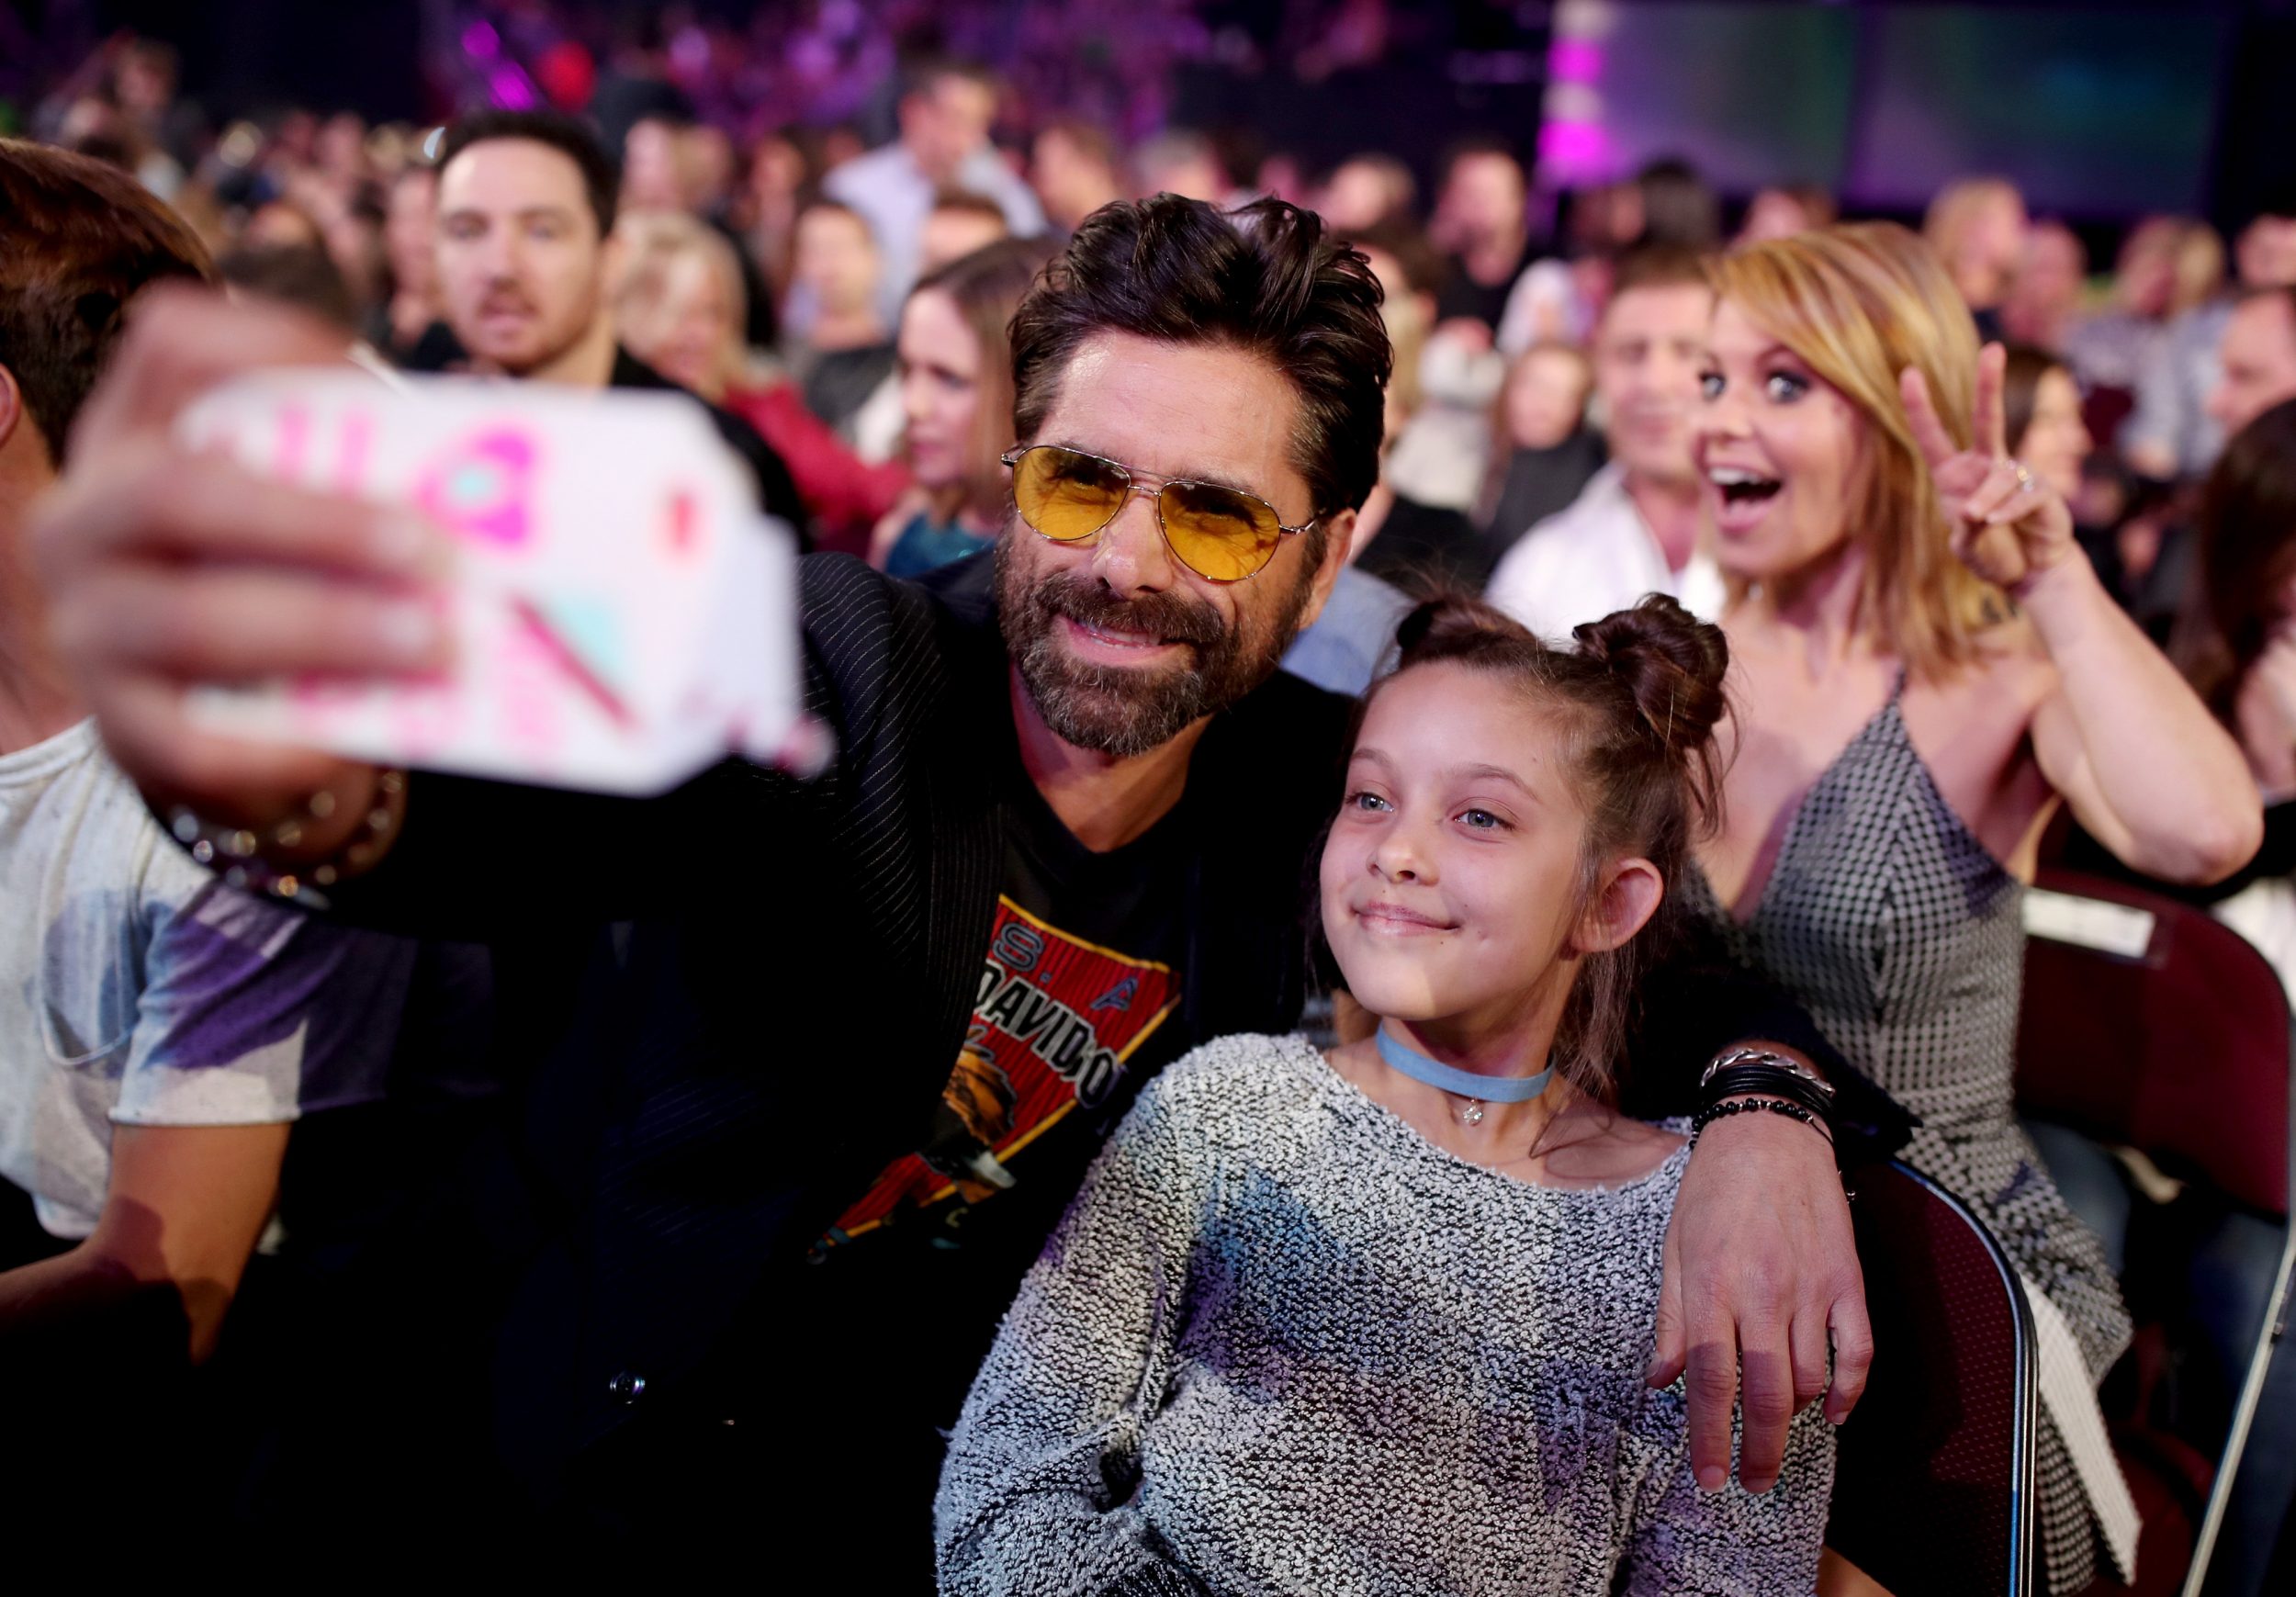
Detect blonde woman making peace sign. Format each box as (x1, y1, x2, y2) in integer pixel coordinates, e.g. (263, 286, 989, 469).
(1678, 222, 2258, 1595)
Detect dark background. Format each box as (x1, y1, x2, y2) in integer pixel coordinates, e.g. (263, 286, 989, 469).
(6, 0, 2295, 235)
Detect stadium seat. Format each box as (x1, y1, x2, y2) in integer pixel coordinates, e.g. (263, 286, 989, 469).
(2017, 869, 2296, 1597)
(1829, 1159, 2041, 1596)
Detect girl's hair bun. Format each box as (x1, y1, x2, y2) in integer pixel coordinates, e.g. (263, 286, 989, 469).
(1392, 592, 1527, 662)
(1570, 595, 1730, 763)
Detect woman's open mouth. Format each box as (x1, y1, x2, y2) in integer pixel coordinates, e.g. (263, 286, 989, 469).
(1708, 466, 1783, 534)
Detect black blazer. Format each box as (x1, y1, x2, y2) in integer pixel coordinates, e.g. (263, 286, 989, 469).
(323, 554, 1369, 1473)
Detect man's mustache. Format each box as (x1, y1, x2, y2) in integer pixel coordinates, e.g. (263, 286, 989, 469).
(1030, 571, 1225, 650)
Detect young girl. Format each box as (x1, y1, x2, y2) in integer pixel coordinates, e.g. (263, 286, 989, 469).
(935, 596, 1834, 1596)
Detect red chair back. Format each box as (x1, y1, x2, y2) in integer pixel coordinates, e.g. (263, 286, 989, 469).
(2018, 869, 2296, 1594)
(2018, 868, 2290, 1217)
(1829, 1160, 2039, 1596)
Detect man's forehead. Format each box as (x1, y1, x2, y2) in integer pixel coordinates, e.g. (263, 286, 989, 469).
(1601, 283, 1712, 341)
(799, 207, 869, 242)
(439, 139, 587, 208)
(1036, 332, 1308, 501)
(934, 76, 995, 115)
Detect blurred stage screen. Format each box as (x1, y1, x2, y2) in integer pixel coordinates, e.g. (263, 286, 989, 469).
(1545, 1, 2230, 216)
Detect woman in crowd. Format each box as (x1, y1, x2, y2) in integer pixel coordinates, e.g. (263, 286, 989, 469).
(870, 235, 1057, 578)
(938, 596, 1835, 1596)
(2148, 395, 2296, 1597)
(2002, 343, 2096, 502)
(613, 209, 907, 557)
(1479, 339, 1605, 551)
(1687, 221, 2260, 1591)
(1922, 174, 2029, 338)
(2173, 396, 2296, 967)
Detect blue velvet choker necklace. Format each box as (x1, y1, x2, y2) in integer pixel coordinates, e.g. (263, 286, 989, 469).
(1374, 1029, 1552, 1127)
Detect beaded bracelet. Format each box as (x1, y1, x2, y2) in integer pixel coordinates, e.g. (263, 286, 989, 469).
(166, 769, 408, 908)
(1688, 1095, 1834, 1151)
(1700, 1064, 1838, 1126)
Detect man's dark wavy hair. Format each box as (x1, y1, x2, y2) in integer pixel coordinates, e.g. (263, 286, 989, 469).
(1008, 196, 1392, 544)
(438, 109, 620, 240)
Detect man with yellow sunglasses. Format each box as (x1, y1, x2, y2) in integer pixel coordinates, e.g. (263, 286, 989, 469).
(34, 193, 1900, 1580)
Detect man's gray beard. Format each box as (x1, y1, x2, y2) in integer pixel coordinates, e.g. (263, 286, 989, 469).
(996, 534, 1318, 759)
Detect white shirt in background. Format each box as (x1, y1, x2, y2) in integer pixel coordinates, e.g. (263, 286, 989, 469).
(1484, 463, 1726, 643)
(0, 719, 411, 1238)
(823, 141, 1048, 322)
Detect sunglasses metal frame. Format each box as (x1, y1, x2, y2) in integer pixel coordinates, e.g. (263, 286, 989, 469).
(999, 444, 1318, 584)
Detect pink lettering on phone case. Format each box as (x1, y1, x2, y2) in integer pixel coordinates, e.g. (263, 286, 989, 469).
(663, 488, 700, 557)
(332, 409, 376, 496)
(273, 405, 312, 480)
(416, 427, 539, 548)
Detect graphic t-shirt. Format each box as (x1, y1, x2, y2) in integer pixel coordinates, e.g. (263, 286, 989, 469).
(816, 761, 1190, 1264)
(0, 720, 412, 1237)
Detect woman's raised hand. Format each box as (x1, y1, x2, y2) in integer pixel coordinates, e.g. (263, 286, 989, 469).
(1901, 342, 2078, 594)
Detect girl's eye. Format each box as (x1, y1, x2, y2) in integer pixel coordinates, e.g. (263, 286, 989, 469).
(1346, 790, 1390, 814)
(1698, 371, 1724, 400)
(1458, 807, 1507, 831)
(1764, 370, 1809, 402)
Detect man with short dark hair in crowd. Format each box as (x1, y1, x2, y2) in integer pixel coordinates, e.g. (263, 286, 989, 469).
(2126, 194, 2296, 480)
(33, 195, 1896, 1580)
(0, 139, 411, 1529)
(825, 56, 1044, 318)
(1429, 137, 1537, 331)
(1030, 118, 1127, 237)
(921, 186, 1013, 275)
(431, 110, 806, 533)
(2209, 284, 2296, 442)
(1487, 242, 1726, 639)
(783, 195, 901, 444)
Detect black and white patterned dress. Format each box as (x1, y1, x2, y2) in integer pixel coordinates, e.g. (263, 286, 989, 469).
(1683, 678, 2137, 1592)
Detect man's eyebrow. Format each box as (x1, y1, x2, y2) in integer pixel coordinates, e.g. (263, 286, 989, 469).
(1044, 439, 1273, 503)
(441, 204, 579, 222)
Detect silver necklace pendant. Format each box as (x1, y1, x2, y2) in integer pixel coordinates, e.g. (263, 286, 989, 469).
(1459, 1099, 1486, 1127)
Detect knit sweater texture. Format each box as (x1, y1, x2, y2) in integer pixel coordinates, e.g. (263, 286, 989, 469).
(936, 1032, 1833, 1595)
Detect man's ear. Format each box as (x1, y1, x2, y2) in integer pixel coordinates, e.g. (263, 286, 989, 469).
(0, 363, 25, 455)
(1290, 505, 1357, 635)
(1570, 856, 1665, 956)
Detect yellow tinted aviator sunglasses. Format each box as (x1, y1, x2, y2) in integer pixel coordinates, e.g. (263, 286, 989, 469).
(1001, 444, 1318, 583)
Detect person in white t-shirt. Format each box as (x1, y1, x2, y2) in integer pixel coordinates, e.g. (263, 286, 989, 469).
(0, 141, 411, 1377)
(1487, 243, 1725, 641)
(820, 57, 1046, 323)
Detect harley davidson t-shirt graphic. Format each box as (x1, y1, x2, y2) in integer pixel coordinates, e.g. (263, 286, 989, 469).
(815, 770, 1192, 1258)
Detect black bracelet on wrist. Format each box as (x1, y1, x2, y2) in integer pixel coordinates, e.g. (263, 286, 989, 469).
(166, 769, 407, 909)
(1689, 1096, 1833, 1150)
(1700, 1063, 1837, 1124)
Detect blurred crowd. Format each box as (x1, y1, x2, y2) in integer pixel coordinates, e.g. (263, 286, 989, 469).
(23, 27, 2295, 641)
